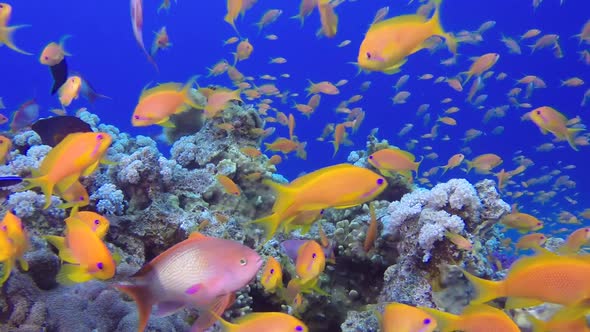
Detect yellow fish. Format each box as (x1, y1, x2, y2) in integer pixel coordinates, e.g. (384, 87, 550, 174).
(250, 164, 387, 241)
(528, 106, 584, 151)
(260, 256, 283, 293)
(420, 304, 519, 332)
(0, 211, 29, 285)
(357, 0, 456, 74)
(24, 132, 112, 208)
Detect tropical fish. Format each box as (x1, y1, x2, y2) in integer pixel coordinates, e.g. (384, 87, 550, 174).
(527, 106, 583, 151)
(150, 26, 171, 57)
(234, 39, 254, 64)
(317, 0, 338, 38)
(0, 134, 10, 164)
(294, 240, 326, 283)
(440, 153, 464, 175)
(31, 116, 92, 147)
(260, 256, 282, 293)
(255, 9, 282, 33)
(200, 87, 242, 119)
(131, 77, 199, 127)
(465, 153, 502, 174)
(217, 174, 241, 196)
(39, 35, 71, 94)
(445, 232, 472, 250)
(24, 132, 112, 208)
(461, 53, 500, 84)
(0, 176, 22, 187)
(363, 202, 379, 252)
(58, 76, 82, 107)
(213, 312, 308, 332)
(250, 164, 387, 241)
(0, 3, 31, 55)
(0, 211, 29, 285)
(44, 216, 115, 284)
(462, 251, 590, 308)
(559, 227, 590, 254)
(515, 233, 547, 251)
(368, 148, 422, 180)
(501, 212, 543, 233)
(56, 180, 90, 209)
(130, 0, 158, 70)
(357, 0, 456, 74)
(420, 304, 519, 332)
(115, 233, 262, 332)
(10, 99, 39, 132)
(380, 303, 436, 332)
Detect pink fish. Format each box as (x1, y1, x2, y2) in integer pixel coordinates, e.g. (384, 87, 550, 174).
(130, 0, 158, 71)
(115, 233, 262, 332)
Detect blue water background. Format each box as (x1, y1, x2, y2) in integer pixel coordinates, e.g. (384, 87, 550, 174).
(1, 0, 588, 236)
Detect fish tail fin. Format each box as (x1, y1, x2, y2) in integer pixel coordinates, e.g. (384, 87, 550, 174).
(461, 268, 504, 303)
(566, 127, 583, 151)
(0, 25, 33, 55)
(441, 166, 449, 175)
(414, 156, 424, 176)
(23, 176, 54, 209)
(429, 0, 458, 55)
(181, 75, 201, 109)
(464, 160, 474, 174)
(17, 258, 29, 271)
(248, 212, 282, 243)
(331, 140, 339, 157)
(115, 281, 154, 332)
(59, 34, 73, 56)
(420, 306, 460, 332)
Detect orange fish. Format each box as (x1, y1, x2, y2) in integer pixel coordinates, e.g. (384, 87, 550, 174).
(71, 209, 110, 240)
(462, 251, 590, 308)
(381, 303, 436, 332)
(39, 35, 71, 66)
(0, 211, 29, 285)
(368, 148, 422, 180)
(465, 153, 502, 174)
(295, 240, 326, 283)
(58, 76, 82, 107)
(132, 77, 199, 127)
(115, 233, 262, 332)
(500, 212, 543, 233)
(363, 202, 379, 252)
(250, 164, 387, 241)
(0, 135, 11, 164)
(445, 232, 472, 250)
(24, 132, 112, 208)
(461, 53, 500, 84)
(357, 0, 456, 74)
(213, 312, 308, 332)
(150, 26, 171, 57)
(0, 3, 31, 55)
(421, 304, 519, 332)
(260, 256, 283, 293)
(234, 39, 254, 64)
(317, 0, 338, 38)
(440, 153, 464, 175)
(202, 88, 242, 119)
(55, 180, 89, 209)
(44, 216, 115, 284)
(515, 233, 547, 251)
(526, 300, 590, 332)
(306, 80, 339, 96)
(255, 9, 282, 33)
(292, 0, 317, 27)
(217, 174, 241, 196)
(528, 106, 583, 151)
(559, 227, 590, 254)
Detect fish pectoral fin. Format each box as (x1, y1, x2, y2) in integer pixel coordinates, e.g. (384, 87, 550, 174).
(157, 118, 176, 128)
(82, 161, 100, 177)
(505, 297, 544, 309)
(0, 259, 13, 285)
(192, 293, 233, 332)
(43, 235, 79, 264)
(153, 301, 186, 317)
(17, 258, 29, 272)
(56, 264, 93, 285)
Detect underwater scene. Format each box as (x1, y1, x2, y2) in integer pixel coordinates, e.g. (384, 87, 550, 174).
(0, 0, 589, 331)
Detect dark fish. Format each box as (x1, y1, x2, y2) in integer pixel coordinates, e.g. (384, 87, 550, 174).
(0, 176, 23, 187)
(50, 58, 69, 95)
(32, 116, 93, 147)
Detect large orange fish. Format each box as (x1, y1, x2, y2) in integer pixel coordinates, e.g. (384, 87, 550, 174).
(250, 164, 387, 241)
(420, 304, 519, 332)
(357, 0, 456, 74)
(44, 216, 115, 284)
(381, 303, 436, 332)
(115, 233, 262, 332)
(24, 132, 112, 208)
(131, 77, 199, 127)
(213, 312, 309, 332)
(528, 106, 583, 151)
(0, 211, 29, 285)
(462, 251, 590, 308)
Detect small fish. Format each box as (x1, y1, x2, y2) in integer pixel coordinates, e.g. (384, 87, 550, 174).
(295, 240, 326, 283)
(217, 174, 241, 196)
(40, 35, 71, 94)
(445, 232, 472, 250)
(213, 312, 308, 332)
(260, 256, 283, 293)
(559, 227, 590, 254)
(0, 176, 22, 187)
(368, 148, 422, 180)
(381, 303, 436, 332)
(0, 135, 11, 164)
(527, 106, 583, 151)
(10, 99, 39, 132)
(130, 0, 158, 70)
(0, 211, 29, 285)
(363, 202, 379, 252)
(150, 26, 171, 57)
(421, 304, 519, 332)
(515, 233, 547, 251)
(58, 76, 82, 107)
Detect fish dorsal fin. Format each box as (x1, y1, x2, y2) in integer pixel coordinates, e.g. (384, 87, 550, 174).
(140, 82, 183, 99)
(290, 163, 356, 186)
(461, 303, 500, 316)
(188, 232, 209, 240)
(369, 15, 427, 31)
(392, 148, 416, 161)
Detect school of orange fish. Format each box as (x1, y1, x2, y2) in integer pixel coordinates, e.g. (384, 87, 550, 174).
(1, 0, 590, 331)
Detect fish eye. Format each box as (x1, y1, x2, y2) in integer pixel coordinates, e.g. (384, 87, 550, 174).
(423, 318, 431, 325)
(240, 258, 247, 266)
(97, 134, 104, 140)
(234, 191, 239, 195)
(312, 253, 317, 259)
(585, 229, 589, 232)
(320, 209, 324, 215)
(134, 115, 140, 120)
(295, 326, 303, 332)
(94, 219, 100, 225)
(44, 56, 49, 60)
(0, 139, 3, 143)
(97, 262, 104, 270)
(368, 155, 373, 159)
(376, 178, 384, 185)
(1, 225, 6, 231)
(269, 268, 274, 274)
(537, 222, 542, 226)
(536, 110, 541, 115)
(366, 52, 371, 59)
